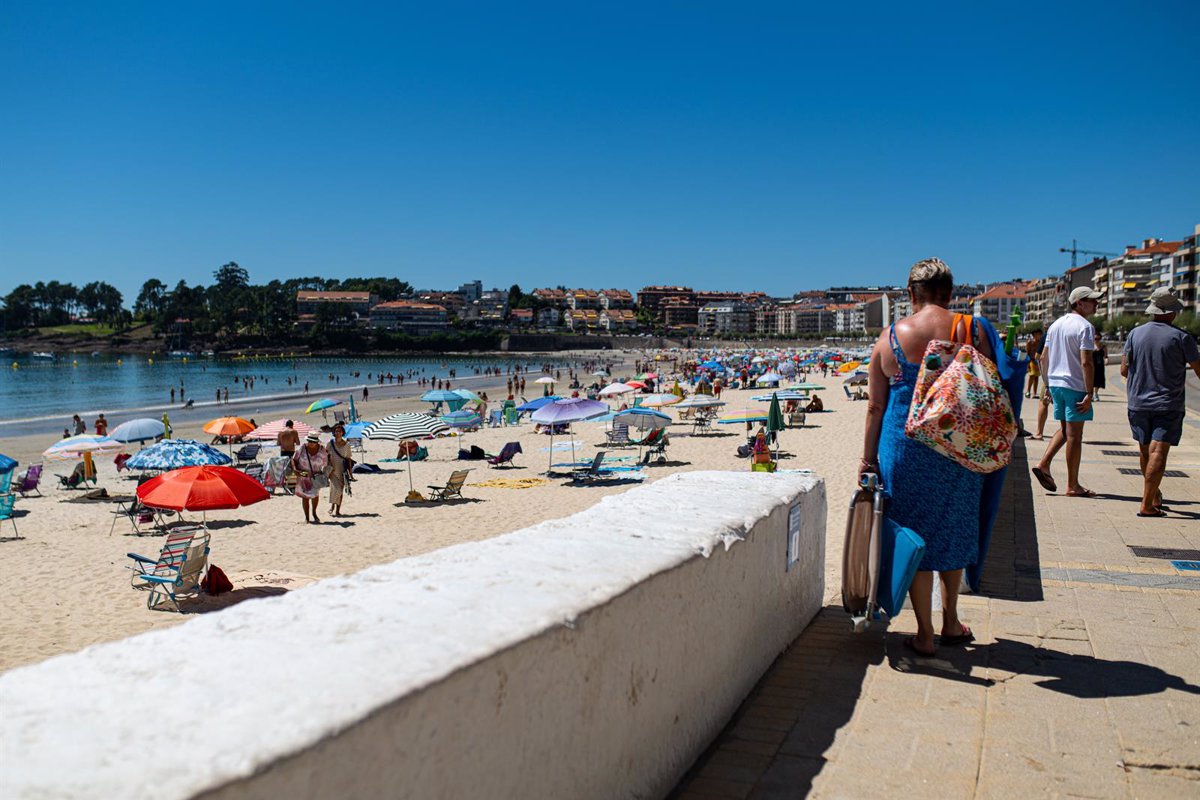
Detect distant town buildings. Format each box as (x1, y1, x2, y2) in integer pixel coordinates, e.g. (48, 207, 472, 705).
(286, 223, 1198, 339)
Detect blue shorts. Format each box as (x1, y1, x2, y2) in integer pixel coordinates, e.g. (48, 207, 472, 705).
(1128, 409, 1185, 447)
(1050, 386, 1093, 422)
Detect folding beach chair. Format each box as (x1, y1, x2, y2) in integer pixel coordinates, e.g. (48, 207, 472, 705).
(488, 409, 503, 428)
(348, 437, 366, 456)
(0, 493, 20, 538)
(427, 469, 471, 501)
(127, 525, 210, 611)
(15, 464, 42, 497)
(333, 410, 348, 425)
(58, 454, 98, 489)
(242, 462, 265, 483)
(233, 443, 262, 466)
(487, 442, 522, 468)
(263, 456, 293, 495)
(691, 416, 713, 435)
(604, 423, 631, 447)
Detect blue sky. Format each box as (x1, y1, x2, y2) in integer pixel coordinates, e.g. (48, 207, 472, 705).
(2, 1, 1197, 302)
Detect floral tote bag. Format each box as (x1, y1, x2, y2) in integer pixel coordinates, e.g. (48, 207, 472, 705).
(905, 314, 1017, 473)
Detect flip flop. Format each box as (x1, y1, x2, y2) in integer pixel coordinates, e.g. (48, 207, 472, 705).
(1031, 467, 1057, 492)
(941, 625, 975, 646)
(1065, 488, 1097, 498)
(902, 636, 936, 658)
(1137, 509, 1168, 518)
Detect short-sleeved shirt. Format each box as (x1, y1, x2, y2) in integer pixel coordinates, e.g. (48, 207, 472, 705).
(1123, 321, 1200, 412)
(1044, 313, 1097, 392)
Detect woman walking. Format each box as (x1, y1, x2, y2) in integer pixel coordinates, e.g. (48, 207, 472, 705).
(860, 258, 999, 657)
(326, 423, 354, 517)
(1091, 333, 1108, 401)
(291, 432, 329, 524)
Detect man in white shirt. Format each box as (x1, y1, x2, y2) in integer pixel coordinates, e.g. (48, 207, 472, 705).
(1030, 286, 1101, 497)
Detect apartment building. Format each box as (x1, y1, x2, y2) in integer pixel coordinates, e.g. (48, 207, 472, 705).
(599, 289, 634, 309)
(697, 303, 755, 335)
(1024, 276, 1065, 325)
(1157, 225, 1198, 312)
(1100, 238, 1183, 319)
(369, 301, 449, 335)
(295, 291, 376, 321)
(600, 308, 638, 332)
(972, 282, 1030, 323)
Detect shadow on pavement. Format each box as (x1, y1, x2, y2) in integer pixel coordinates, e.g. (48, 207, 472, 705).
(670, 607, 882, 798)
(978, 437, 1044, 603)
(889, 635, 1200, 698)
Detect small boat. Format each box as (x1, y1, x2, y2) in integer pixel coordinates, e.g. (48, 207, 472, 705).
(32, 352, 55, 359)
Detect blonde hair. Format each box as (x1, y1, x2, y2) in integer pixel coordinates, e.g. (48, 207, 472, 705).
(907, 257, 954, 302)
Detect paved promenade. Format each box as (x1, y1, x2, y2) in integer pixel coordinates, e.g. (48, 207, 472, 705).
(673, 375, 1200, 798)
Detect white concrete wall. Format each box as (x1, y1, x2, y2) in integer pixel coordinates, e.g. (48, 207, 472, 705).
(0, 471, 826, 800)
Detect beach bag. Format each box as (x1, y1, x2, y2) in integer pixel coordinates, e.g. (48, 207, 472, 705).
(202, 565, 233, 596)
(305, 452, 330, 490)
(905, 314, 1016, 474)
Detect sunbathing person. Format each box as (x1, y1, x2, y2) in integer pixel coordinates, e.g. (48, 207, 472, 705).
(804, 394, 824, 413)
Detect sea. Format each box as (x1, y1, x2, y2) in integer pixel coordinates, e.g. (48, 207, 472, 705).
(0, 351, 580, 424)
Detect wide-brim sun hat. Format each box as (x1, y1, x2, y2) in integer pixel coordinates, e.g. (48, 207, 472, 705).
(1146, 287, 1183, 315)
(305, 432, 321, 444)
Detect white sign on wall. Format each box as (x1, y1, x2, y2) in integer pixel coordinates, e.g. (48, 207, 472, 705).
(786, 502, 802, 570)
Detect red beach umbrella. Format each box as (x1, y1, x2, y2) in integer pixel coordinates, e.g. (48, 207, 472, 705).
(137, 465, 270, 512)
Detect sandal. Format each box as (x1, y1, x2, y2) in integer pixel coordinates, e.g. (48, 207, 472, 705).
(941, 625, 975, 646)
(1031, 467, 1057, 492)
(903, 636, 936, 658)
(1064, 488, 1097, 498)
(1137, 509, 1168, 518)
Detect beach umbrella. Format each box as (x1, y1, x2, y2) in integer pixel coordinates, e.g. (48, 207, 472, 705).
(699, 360, 725, 371)
(767, 393, 785, 458)
(247, 419, 316, 441)
(452, 389, 481, 402)
(305, 398, 341, 414)
(0, 453, 16, 471)
(625, 380, 647, 390)
(137, 465, 268, 518)
(717, 411, 770, 425)
(203, 417, 255, 438)
(364, 412, 448, 441)
(420, 389, 462, 413)
(674, 396, 725, 409)
(639, 393, 681, 408)
(838, 361, 861, 373)
(591, 370, 608, 377)
(756, 372, 782, 385)
(788, 382, 824, 391)
(364, 412, 450, 497)
(613, 407, 672, 430)
(304, 399, 342, 423)
(43, 435, 123, 461)
(751, 390, 808, 402)
(598, 382, 635, 397)
(109, 418, 168, 444)
(125, 439, 232, 471)
(531, 398, 608, 471)
(844, 371, 868, 386)
(440, 410, 482, 432)
(515, 396, 561, 412)
(341, 421, 372, 439)
(533, 376, 556, 384)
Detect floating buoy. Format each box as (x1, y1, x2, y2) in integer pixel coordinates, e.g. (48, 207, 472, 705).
(11, 363, 17, 369)
(148, 358, 154, 365)
(117, 359, 123, 366)
(72, 360, 78, 367)
(182, 357, 188, 364)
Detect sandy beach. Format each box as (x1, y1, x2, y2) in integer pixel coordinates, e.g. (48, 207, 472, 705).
(0, 360, 866, 673)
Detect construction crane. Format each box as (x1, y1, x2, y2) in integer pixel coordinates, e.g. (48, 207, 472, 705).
(1059, 239, 1118, 268)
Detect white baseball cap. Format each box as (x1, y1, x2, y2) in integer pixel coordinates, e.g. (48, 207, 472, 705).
(1068, 286, 1103, 306)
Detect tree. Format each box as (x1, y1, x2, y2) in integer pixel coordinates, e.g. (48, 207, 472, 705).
(134, 279, 168, 321)
(214, 261, 250, 288)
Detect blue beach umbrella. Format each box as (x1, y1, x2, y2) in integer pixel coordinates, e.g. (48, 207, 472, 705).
(341, 421, 372, 439)
(0, 453, 18, 472)
(515, 395, 561, 413)
(109, 418, 170, 444)
(125, 439, 233, 471)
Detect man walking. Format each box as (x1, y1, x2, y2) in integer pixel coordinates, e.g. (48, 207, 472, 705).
(1031, 286, 1101, 497)
(1120, 288, 1200, 517)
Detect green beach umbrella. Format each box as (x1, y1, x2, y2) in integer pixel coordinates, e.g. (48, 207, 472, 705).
(767, 392, 784, 458)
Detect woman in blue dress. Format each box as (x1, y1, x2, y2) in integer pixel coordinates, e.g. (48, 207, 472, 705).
(860, 258, 995, 657)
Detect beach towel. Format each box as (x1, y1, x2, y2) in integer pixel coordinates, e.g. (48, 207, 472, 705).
(970, 316, 1028, 592)
(471, 477, 549, 490)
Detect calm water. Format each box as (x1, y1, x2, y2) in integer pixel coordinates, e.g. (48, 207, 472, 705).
(0, 352, 579, 422)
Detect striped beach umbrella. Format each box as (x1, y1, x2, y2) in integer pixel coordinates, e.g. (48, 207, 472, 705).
(125, 439, 232, 471)
(364, 412, 449, 497)
(364, 412, 448, 441)
(246, 419, 316, 441)
(43, 435, 123, 461)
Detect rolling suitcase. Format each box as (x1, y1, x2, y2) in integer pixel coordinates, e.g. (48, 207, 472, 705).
(841, 473, 926, 632)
